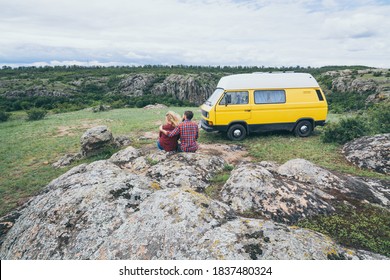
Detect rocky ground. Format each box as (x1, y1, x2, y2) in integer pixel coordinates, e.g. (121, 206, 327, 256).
(0, 139, 389, 259)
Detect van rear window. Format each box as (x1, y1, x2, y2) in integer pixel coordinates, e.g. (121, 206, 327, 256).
(254, 90, 286, 104)
(316, 90, 324, 101)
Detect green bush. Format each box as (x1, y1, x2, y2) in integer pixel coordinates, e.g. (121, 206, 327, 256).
(366, 103, 390, 134)
(327, 91, 372, 113)
(26, 108, 48, 121)
(0, 111, 11, 122)
(317, 74, 333, 90)
(321, 117, 368, 144)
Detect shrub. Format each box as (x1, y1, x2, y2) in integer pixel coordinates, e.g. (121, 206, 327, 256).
(0, 111, 11, 122)
(92, 104, 111, 113)
(366, 103, 390, 134)
(317, 74, 333, 90)
(26, 108, 48, 121)
(321, 117, 368, 144)
(327, 91, 372, 113)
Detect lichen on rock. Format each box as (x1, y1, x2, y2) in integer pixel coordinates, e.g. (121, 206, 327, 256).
(221, 159, 389, 224)
(1, 146, 389, 260)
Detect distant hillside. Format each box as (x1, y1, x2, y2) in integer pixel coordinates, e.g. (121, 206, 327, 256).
(0, 65, 388, 113)
(317, 68, 390, 112)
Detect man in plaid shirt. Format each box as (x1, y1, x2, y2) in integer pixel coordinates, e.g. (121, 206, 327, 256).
(160, 111, 199, 152)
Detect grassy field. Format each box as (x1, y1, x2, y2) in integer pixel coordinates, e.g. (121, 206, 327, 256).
(0, 107, 388, 217)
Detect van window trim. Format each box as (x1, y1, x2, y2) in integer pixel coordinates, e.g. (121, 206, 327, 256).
(253, 89, 286, 105)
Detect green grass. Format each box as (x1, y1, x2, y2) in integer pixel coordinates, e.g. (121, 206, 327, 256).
(205, 164, 233, 200)
(0, 108, 388, 217)
(200, 122, 388, 179)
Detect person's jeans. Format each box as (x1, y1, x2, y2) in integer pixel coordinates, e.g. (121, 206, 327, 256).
(157, 140, 164, 150)
(158, 140, 183, 152)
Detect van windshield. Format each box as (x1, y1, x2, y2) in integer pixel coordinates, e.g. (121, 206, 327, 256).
(205, 88, 224, 106)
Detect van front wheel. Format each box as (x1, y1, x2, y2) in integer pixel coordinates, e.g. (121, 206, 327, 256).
(294, 120, 313, 137)
(227, 124, 246, 141)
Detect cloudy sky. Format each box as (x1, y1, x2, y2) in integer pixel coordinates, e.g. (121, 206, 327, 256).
(0, 0, 389, 67)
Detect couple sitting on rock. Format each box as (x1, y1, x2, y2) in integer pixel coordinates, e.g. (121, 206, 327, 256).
(157, 110, 199, 153)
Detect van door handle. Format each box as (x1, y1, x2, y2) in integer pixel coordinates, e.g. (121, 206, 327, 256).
(244, 110, 251, 112)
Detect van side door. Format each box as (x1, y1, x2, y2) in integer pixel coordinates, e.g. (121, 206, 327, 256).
(215, 91, 251, 126)
(250, 89, 288, 130)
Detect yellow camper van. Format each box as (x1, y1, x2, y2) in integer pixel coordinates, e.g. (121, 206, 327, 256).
(200, 73, 328, 140)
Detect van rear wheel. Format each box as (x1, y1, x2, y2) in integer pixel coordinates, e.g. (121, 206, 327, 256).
(294, 120, 313, 137)
(227, 124, 246, 141)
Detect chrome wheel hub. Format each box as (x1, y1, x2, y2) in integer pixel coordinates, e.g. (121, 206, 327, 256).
(300, 125, 308, 133)
(233, 129, 242, 137)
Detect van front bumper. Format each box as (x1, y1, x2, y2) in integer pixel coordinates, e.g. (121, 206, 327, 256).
(200, 119, 215, 132)
(200, 119, 228, 133)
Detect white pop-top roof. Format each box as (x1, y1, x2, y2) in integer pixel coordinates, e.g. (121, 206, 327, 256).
(217, 73, 320, 90)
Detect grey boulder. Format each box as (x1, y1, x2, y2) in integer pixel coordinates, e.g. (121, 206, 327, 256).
(342, 134, 390, 175)
(80, 126, 114, 157)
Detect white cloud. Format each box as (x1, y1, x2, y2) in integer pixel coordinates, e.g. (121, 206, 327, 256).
(0, 0, 389, 67)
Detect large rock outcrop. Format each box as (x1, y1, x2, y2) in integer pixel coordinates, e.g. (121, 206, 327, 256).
(0, 148, 389, 260)
(0, 161, 153, 259)
(323, 68, 390, 103)
(331, 77, 378, 94)
(150, 74, 217, 105)
(3, 85, 75, 98)
(116, 74, 157, 97)
(342, 134, 390, 175)
(115, 73, 218, 105)
(221, 159, 389, 224)
(1, 72, 219, 106)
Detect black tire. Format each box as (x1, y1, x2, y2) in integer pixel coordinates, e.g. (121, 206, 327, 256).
(227, 124, 246, 141)
(294, 120, 313, 137)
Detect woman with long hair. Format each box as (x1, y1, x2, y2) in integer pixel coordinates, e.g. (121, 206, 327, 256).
(157, 111, 180, 151)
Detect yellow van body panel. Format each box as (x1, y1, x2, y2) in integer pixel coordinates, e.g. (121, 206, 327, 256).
(249, 88, 327, 126)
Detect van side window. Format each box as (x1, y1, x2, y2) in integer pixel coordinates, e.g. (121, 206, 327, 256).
(254, 90, 286, 104)
(220, 91, 249, 105)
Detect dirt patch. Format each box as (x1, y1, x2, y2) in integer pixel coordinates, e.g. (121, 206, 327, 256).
(198, 144, 253, 165)
(139, 131, 159, 140)
(55, 121, 103, 137)
(137, 142, 252, 165)
(138, 131, 252, 164)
